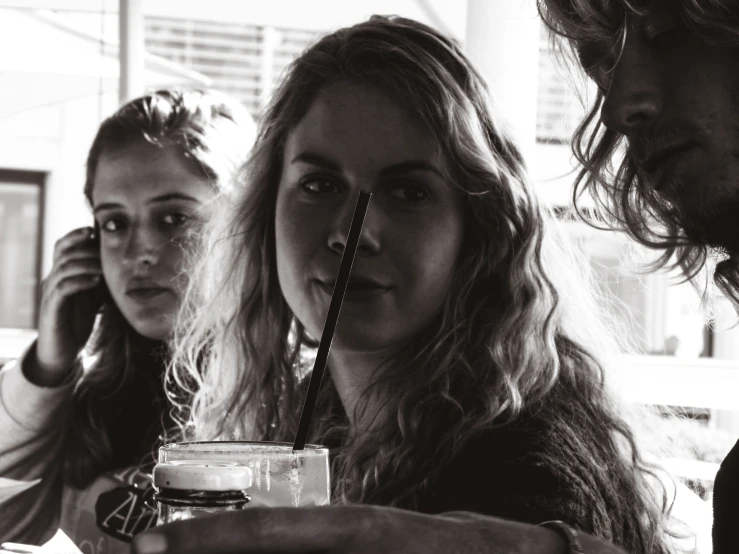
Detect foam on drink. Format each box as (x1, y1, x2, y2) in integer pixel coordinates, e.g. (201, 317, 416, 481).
(158, 442, 330, 508)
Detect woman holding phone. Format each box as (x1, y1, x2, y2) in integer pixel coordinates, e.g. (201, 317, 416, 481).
(0, 89, 255, 552)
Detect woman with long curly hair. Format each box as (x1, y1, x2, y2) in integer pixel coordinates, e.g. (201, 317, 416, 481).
(536, 0, 739, 307)
(0, 89, 255, 551)
(143, 15, 697, 554)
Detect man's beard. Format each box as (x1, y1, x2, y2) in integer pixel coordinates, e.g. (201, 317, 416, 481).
(677, 194, 739, 256)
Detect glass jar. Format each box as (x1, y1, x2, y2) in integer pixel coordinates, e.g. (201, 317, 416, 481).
(158, 441, 331, 507)
(153, 460, 252, 524)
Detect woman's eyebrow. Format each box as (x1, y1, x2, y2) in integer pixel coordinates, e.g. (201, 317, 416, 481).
(291, 152, 442, 177)
(147, 192, 201, 204)
(291, 152, 340, 170)
(92, 202, 124, 214)
(378, 161, 443, 178)
(93, 193, 200, 214)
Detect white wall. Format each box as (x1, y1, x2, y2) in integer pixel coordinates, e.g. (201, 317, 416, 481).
(0, 74, 115, 278)
(0, 8, 207, 360)
(0, 73, 114, 357)
(143, 0, 454, 33)
(465, 0, 540, 165)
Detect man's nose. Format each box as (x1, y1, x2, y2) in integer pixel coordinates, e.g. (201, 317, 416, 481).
(600, 30, 663, 135)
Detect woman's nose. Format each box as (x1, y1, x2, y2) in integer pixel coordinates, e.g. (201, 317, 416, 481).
(122, 226, 162, 268)
(327, 194, 380, 256)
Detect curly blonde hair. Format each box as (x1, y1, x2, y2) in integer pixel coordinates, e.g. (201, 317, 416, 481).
(169, 16, 677, 553)
(537, 0, 739, 307)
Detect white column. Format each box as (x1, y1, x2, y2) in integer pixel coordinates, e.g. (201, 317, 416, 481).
(119, 0, 145, 104)
(259, 26, 280, 110)
(644, 272, 668, 353)
(464, 0, 540, 165)
(710, 297, 739, 434)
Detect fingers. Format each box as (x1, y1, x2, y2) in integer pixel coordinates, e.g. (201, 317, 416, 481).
(42, 257, 102, 299)
(44, 228, 101, 299)
(51, 274, 102, 299)
(131, 506, 461, 554)
(53, 257, 102, 279)
(52, 227, 96, 264)
(132, 506, 357, 554)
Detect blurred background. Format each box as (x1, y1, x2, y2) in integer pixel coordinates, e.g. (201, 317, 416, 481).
(0, 0, 735, 506)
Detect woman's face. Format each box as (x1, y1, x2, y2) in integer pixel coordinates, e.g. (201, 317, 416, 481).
(275, 81, 466, 353)
(92, 142, 215, 340)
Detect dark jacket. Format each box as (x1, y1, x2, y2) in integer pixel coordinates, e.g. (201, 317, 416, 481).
(713, 438, 739, 553)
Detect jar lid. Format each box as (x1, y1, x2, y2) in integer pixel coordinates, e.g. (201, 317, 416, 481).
(153, 461, 253, 491)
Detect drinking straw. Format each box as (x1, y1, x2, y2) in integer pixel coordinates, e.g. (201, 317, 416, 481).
(293, 190, 373, 451)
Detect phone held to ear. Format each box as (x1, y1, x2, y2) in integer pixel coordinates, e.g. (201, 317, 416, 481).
(90, 223, 111, 309)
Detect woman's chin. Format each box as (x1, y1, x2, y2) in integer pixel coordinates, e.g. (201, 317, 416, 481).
(327, 330, 405, 356)
(128, 317, 173, 341)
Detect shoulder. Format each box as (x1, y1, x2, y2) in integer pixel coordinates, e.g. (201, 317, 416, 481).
(61, 465, 157, 550)
(79, 351, 101, 375)
(420, 417, 574, 520)
(713, 438, 739, 514)
(715, 438, 739, 487)
(452, 415, 553, 468)
(713, 438, 739, 552)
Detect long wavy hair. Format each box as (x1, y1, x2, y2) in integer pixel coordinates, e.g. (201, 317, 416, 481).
(169, 16, 676, 553)
(62, 89, 256, 488)
(537, 0, 739, 307)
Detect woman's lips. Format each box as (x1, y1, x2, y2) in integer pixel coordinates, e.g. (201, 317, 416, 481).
(126, 288, 172, 301)
(315, 280, 390, 299)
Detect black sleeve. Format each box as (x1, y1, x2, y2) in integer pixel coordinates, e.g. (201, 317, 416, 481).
(712, 438, 739, 554)
(455, 462, 589, 530)
(418, 430, 592, 533)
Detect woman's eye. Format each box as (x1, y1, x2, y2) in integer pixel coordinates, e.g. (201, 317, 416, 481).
(99, 218, 125, 232)
(162, 213, 191, 226)
(301, 179, 341, 195)
(388, 184, 428, 203)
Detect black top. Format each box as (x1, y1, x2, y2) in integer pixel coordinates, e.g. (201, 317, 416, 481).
(713, 438, 739, 554)
(64, 338, 172, 489)
(415, 423, 585, 529)
(104, 340, 171, 470)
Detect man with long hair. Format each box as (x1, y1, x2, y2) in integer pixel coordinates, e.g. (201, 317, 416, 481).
(537, 1, 739, 552)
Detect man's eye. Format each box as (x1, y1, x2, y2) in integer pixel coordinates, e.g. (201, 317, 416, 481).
(301, 179, 341, 194)
(583, 64, 612, 93)
(389, 184, 428, 203)
(162, 213, 190, 226)
(650, 25, 690, 49)
(577, 44, 613, 92)
(646, 12, 690, 50)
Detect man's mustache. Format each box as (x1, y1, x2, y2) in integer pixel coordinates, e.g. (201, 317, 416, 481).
(628, 120, 703, 166)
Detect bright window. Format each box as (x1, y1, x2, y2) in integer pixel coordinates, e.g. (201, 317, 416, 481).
(0, 171, 43, 329)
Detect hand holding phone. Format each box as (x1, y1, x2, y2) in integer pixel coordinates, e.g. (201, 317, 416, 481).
(32, 226, 105, 385)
